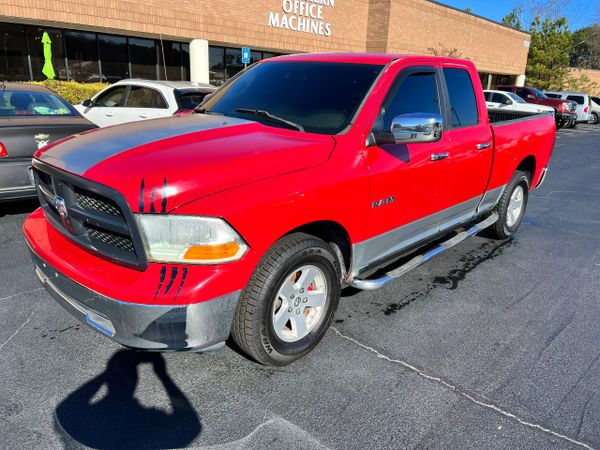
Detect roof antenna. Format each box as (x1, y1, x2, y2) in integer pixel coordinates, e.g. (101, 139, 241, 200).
(159, 35, 168, 81)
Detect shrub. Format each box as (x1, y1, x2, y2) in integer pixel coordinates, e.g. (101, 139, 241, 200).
(28, 80, 108, 105)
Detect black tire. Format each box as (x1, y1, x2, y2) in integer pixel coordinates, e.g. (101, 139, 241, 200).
(487, 171, 529, 240)
(568, 120, 577, 129)
(556, 119, 565, 129)
(232, 232, 341, 366)
(591, 112, 599, 125)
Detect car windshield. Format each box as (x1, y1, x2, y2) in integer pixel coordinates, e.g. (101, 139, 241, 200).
(507, 92, 526, 103)
(200, 61, 384, 135)
(530, 88, 547, 99)
(0, 90, 75, 116)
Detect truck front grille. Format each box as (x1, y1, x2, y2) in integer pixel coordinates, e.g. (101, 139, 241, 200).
(33, 161, 147, 270)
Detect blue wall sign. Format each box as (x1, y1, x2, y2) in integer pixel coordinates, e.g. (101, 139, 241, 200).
(241, 47, 251, 64)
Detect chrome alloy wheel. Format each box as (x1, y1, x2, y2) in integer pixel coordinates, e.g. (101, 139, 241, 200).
(506, 185, 525, 227)
(271, 265, 328, 343)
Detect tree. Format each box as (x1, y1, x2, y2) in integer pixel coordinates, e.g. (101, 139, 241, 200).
(464, 7, 473, 14)
(570, 25, 600, 70)
(501, 7, 524, 31)
(525, 17, 573, 90)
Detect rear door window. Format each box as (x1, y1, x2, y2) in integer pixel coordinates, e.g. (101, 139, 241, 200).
(443, 68, 478, 127)
(125, 86, 168, 109)
(566, 95, 585, 105)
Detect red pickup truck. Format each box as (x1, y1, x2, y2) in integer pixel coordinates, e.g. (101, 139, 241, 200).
(24, 54, 555, 365)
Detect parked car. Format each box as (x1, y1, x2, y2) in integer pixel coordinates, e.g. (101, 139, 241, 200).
(496, 85, 577, 128)
(74, 79, 216, 127)
(544, 91, 591, 124)
(0, 82, 97, 202)
(484, 90, 555, 115)
(588, 96, 599, 125)
(24, 54, 556, 366)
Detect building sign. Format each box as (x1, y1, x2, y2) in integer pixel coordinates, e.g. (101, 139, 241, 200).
(268, 0, 334, 37)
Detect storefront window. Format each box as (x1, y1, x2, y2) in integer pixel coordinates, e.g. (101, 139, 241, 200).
(26, 26, 67, 81)
(158, 41, 182, 81)
(181, 44, 190, 81)
(0, 23, 28, 81)
(98, 34, 128, 82)
(225, 47, 244, 79)
(129, 37, 157, 79)
(209, 46, 225, 86)
(64, 31, 99, 82)
(250, 50, 262, 64)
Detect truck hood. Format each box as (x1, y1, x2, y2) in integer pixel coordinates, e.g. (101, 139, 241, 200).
(35, 114, 335, 212)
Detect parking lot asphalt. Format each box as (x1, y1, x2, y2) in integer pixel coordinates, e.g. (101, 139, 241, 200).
(1, 123, 600, 450)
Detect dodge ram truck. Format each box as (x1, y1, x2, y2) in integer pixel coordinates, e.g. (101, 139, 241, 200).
(23, 54, 556, 366)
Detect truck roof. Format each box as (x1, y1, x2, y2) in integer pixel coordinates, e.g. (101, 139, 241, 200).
(267, 52, 471, 66)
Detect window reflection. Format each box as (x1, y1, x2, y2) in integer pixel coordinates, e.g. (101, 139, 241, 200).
(64, 31, 100, 82)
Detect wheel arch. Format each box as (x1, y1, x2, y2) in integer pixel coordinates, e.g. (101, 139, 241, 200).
(284, 220, 352, 278)
(515, 155, 536, 186)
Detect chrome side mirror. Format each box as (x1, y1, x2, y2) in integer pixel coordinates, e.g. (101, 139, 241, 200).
(390, 113, 444, 144)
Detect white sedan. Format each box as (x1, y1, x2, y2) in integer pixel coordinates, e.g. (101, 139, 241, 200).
(74, 79, 216, 127)
(484, 90, 555, 115)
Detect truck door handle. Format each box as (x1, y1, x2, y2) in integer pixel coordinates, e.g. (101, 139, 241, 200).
(431, 153, 449, 161)
(477, 143, 492, 150)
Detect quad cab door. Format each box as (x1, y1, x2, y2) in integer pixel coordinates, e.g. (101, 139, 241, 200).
(360, 65, 455, 272)
(437, 66, 494, 230)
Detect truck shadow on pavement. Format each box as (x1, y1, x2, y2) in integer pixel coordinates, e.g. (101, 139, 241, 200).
(54, 350, 201, 449)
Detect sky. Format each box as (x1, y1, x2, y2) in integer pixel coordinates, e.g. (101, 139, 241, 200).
(437, 0, 599, 30)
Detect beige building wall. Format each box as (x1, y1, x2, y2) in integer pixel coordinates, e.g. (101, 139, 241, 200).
(569, 68, 600, 96)
(0, 0, 530, 76)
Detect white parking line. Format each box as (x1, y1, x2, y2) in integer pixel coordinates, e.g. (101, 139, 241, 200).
(333, 328, 595, 450)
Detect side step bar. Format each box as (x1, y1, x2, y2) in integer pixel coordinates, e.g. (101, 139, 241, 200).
(348, 213, 499, 291)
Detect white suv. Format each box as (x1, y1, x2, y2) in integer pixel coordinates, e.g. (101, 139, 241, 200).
(74, 79, 216, 127)
(544, 91, 591, 123)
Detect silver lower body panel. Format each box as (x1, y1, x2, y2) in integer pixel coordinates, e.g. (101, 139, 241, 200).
(30, 250, 240, 352)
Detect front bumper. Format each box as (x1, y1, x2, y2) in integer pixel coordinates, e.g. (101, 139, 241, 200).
(555, 111, 577, 121)
(30, 249, 241, 351)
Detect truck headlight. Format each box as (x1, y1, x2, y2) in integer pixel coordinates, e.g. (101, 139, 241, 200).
(135, 215, 248, 264)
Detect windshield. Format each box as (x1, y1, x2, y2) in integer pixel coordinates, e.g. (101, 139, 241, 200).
(507, 92, 526, 103)
(530, 88, 547, 99)
(200, 61, 383, 135)
(0, 90, 75, 116)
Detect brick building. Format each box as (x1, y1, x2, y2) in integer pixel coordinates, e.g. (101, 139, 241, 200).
(0, 0, 531, 87)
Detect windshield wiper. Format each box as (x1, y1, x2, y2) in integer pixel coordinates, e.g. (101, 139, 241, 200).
(194, 108, 222, 115)
(236, 108, 304, 132)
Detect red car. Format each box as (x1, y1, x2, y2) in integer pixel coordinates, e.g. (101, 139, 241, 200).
(495, 85, 577, 128)
(23, 54, 556, 365)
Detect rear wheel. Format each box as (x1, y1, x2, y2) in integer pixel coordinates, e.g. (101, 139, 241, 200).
(232, 233, 341, 366)
(590, 112, 599, 125)
(487, 170, 529, 240)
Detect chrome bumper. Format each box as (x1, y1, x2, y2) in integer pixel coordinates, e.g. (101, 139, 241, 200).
(30, 250, 240, 352)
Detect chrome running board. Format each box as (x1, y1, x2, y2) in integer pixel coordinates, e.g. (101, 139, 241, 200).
(348, 213, 499, 291)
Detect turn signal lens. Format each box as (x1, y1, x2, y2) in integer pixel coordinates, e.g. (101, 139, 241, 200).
(0, 142, 7, 157)
(183, 242, 240, 260)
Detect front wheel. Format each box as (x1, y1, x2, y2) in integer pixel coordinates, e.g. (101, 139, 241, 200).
(487, 170, 529, 240)
(232, 233, 341, 366)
